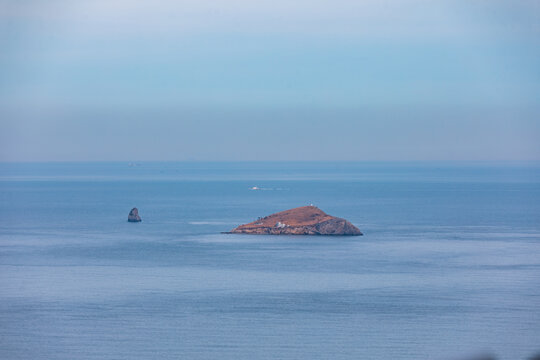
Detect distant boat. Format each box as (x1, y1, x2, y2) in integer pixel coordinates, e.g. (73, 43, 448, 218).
(250, 186, 260, 190)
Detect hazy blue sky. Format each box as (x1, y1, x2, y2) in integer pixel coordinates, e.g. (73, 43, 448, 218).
(1, 0, 539, 161)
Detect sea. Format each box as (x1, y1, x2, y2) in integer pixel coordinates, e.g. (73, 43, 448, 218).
(0, 162, 539, 360)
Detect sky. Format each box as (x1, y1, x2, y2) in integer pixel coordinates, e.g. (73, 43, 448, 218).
(0, 0, 539, 161)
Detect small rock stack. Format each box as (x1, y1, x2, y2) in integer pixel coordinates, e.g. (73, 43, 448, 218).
(128, 208, 142, 222)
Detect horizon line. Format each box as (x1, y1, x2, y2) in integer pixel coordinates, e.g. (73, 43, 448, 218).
(2, 160, 540, 164)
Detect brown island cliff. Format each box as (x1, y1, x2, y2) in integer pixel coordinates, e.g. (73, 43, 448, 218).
(226, 206, 362, 236)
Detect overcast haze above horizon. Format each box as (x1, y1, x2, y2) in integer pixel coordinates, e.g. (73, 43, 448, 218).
(1, 0, 539, 162)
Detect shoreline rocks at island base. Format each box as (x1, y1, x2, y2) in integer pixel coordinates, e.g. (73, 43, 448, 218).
(128, 207, 142, 222)
(225, 206, 362, 236)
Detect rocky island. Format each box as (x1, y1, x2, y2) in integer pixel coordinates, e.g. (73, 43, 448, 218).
(226, 206, 362, 236)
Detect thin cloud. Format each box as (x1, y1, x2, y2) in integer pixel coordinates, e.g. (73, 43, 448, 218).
(1, 0, 538, 40)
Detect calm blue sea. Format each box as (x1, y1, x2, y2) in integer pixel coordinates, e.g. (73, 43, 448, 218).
(0, 162, 539, 360)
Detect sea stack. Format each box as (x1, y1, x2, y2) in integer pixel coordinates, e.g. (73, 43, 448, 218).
(128, 207, 142, 222)
(227, 206, 362, 236)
